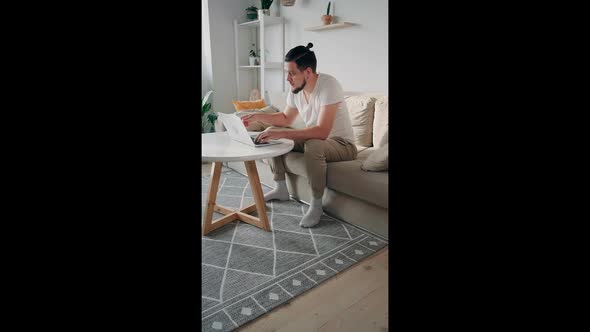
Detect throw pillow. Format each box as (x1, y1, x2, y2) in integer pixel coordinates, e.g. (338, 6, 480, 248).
(232, 99, 266, 111)
(361, 143, 388, 172)
(372, 96, 388, 148)
(344, 96, 376, 147)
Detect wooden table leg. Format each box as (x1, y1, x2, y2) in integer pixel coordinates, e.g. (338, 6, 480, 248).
(202, 161, 271, 235)
(244, 160, 271, 231)
(203, 162, 240, 235)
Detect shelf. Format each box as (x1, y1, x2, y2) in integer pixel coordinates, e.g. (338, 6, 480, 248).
(238, 16, 283, 28)
(239, 62, 283, 69)
(234, 12, 285, 99)
(304, 22, 354, 31)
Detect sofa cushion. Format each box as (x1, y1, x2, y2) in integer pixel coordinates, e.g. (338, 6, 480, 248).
(355, 145, 371, 154)
(361, 143, 388, 171)
(351, 147, 375, 162)
(236, 104, 278, 115)
(372, 96, 388, 148)
(344, 96, 376, 147)
(232, 99, 266, 111)
(280, 148, 388, 209)
(326, 149, 388, 209)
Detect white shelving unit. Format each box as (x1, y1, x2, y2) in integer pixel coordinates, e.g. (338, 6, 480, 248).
(234, 10, 285, 100)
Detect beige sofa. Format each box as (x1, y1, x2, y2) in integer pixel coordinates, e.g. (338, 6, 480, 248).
(226, 91, 389, 239)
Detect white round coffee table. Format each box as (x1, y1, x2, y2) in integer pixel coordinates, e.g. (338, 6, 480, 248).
(202, 132, 294, 235)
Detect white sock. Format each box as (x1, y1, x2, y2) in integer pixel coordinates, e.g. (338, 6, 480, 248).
(264, 180, 290, 201)
(300, 198, 323, 228)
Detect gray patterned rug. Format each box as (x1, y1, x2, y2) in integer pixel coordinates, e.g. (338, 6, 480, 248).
(201, 167, 388, 331)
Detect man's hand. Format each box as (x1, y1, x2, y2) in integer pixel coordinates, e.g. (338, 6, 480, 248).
(240, 113, 260, 128)
(255, 127, 284, 143)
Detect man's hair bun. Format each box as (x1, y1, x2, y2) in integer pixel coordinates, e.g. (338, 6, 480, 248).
(285, 43, 317, 73)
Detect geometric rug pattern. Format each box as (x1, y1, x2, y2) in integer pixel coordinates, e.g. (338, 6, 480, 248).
(201, 167, 388, 331)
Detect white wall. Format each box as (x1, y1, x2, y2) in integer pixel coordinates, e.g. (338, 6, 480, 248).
(201, 0, 213, 97)
(207, 0, 255, 114)
(204, 0, 388, 114)
(277, 0, 388, 94)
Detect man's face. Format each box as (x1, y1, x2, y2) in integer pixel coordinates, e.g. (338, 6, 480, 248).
(285, 61, 308, 94)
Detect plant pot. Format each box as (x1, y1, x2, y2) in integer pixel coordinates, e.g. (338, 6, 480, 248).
(246, 12, 257, 20)
(249, 57, 257, 66)
(262, 9, 270, 16)
(321, 15, 333, 25)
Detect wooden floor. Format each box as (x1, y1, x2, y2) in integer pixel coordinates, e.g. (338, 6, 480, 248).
(201, 163, 389, 332)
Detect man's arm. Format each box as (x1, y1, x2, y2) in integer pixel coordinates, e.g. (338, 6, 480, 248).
(242, 106, 299, 128)
(256, 102, 339, 143)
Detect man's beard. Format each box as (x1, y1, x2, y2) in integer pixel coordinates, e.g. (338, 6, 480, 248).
(291, 79, 306, 94)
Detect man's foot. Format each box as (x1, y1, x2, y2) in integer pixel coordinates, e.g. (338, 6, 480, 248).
(300, 198, 323, 228)
(264, 180, 290, 201)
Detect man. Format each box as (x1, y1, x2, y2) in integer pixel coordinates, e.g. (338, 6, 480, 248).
(241, 42, 357, 228)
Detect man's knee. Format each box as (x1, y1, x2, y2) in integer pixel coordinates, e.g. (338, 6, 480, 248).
(303, 139, 325, 159)
(304, 139, 324, 151)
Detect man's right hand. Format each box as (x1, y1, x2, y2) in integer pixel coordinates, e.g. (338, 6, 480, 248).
(241, 113, 259, 128)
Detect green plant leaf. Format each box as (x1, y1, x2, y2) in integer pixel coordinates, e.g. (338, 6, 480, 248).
(201, 103, 211, 117)
(201, 102, 212, 133)
(207, 113, 217, 132)
(261, 0, 273, 9)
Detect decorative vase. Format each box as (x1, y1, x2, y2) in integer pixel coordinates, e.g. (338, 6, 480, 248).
(321, 15, 333, 25)
(249, 56, 257, 66)
(246, 12, 257, 20)
(269, 1, 280, 17)
(249, 89, 261, 100)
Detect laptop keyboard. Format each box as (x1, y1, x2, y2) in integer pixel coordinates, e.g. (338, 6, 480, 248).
(250, 135, 269, 145)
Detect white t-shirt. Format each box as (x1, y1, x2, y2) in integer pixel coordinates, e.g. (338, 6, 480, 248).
(286, 73, 355, 143)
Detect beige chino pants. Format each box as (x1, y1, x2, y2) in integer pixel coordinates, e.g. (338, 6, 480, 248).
(268, 128, 358, 199)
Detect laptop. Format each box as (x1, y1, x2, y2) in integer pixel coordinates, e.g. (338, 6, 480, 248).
(217, 112, 282, 148)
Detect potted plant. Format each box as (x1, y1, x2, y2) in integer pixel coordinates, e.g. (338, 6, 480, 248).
(261, 0, 273, 16)
(248, 44, 260, 66)
(322, 2, 333, 25)
(246, 6, 258, 20)
(201, 91, 217, 133)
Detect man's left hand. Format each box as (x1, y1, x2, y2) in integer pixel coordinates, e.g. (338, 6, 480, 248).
(255, 128, 284, 143)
